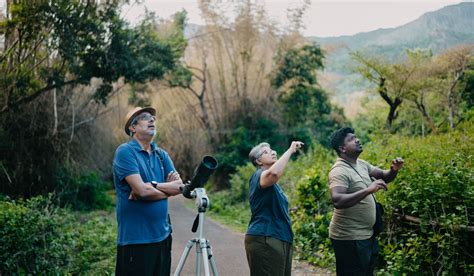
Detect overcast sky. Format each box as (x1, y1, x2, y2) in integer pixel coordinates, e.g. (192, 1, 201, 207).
(122, 0, 466, 37)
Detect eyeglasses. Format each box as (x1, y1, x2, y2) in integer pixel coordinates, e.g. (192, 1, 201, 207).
(131, 113, 156, 125)
(256, 148, 275, 159)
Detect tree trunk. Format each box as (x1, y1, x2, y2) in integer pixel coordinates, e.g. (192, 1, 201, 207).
(414, 98, 438, 134)
(52, 86, 58, 136)
(379, 77, 402, 130)
(386, 102, 397, 129)
(447, 89, 454, 129)
(448, 71, 462, 129)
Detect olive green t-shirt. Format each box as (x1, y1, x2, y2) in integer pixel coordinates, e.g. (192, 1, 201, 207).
(328, 158, 377, 240)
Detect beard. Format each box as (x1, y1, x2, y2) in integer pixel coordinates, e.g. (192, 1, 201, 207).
(146, 129, 156, 137)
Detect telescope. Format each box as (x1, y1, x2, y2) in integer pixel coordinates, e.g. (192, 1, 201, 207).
(175, 156, 219, 276)
(181, 155, 218, 199)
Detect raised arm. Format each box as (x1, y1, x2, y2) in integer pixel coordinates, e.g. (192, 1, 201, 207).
(260, 141, 303, 189)
(369, 157, 404, 183)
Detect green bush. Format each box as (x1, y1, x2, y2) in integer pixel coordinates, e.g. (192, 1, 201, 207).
(0, 195, 74, 274)
(214, 108, 286, 189)
(208, 122, 473, 274)
(286, 122, 473, 274)
(363, 122, 474, 274)
(0, 195, 116, 274)
(228, 163, 255, 204)
(69, 212, 116, 274)
(55, 168, 114, 211)
(207, 163, 254, 232)
(283, 144, 336, 268)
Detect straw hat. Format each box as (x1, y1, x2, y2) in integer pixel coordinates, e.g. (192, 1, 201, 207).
(124, 107, 156, 135)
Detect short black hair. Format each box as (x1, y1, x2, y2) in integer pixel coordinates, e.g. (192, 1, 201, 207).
(330, 127, 355, 155)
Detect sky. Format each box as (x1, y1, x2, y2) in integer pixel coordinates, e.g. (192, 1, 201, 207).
(121, 0, 467, 37)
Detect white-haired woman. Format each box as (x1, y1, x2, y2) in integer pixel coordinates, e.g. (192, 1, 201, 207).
(244, 141, 304, 276)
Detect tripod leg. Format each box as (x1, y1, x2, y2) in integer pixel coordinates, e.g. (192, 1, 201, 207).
(200, 238, 211, 276)
(174, 240, 195, 276)
(196, 239, 202, 276)
(206, 241, 218, 276)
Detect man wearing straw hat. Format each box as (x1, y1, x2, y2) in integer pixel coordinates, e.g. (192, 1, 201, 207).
(113, 106, 184, 275)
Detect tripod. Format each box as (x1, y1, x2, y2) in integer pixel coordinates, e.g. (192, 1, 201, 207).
(174, 188, 218, 276)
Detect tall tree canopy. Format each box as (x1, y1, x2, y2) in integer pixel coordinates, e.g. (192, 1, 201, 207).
(0, 1, 187, 197)
(272, 44, 346, 147)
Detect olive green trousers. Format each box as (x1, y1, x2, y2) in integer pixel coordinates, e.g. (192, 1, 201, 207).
(244, 235, 293, 276)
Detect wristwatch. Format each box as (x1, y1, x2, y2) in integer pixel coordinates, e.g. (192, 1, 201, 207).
(151, 181, 158, 189)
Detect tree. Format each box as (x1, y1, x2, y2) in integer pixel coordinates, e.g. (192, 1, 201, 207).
(434, 45, 473, 129)
(402, 46, 473, 133)
(352, 49, 430, 130)
(0, 1, 186, 113)
(0, 1, 187, 197)
(158, 0, 312, 188)
(353, 46, 474, 136)
(272, 44, 347, 147)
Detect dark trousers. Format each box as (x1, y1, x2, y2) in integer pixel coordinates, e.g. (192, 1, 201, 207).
(331, 236, 378, 276)
(244, 235, 293, 276)
(116, 234, 172, 276)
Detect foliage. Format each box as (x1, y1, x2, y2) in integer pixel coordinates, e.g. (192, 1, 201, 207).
(206, 163, 255, 231)
(0, 1, 187, 110)
(212, 119, 474, 274)
(69, 212, 116, 274)
(54, 168, 114, 211)
(279, 85, 346, 147)
(352, 46, 474, 133)
(0, 1, 187, 199)
(351, 49, 432, 130)
(0, 195, 116, 274)
(459, 59, 474, 109)
(272, 44, 324, 88)
(213, 102, 286, 187)
(210, 79, 343, 188)
(206, 191, 251, 233)
(156, 0, 315, 188)
(273, 44, 347, 148)
(227, 163, 255, 204)
(282, 144, 336, 267)
(363, 121, 474, 274)
(0, 195, 75, 274)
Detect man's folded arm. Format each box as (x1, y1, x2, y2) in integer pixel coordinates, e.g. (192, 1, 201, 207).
(125, 174, 168, 200)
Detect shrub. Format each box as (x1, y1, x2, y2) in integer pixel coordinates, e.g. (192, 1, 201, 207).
(69, 212, 116, 274)
(207, 163, 254, 232)
(209, 122, 474, 274)
(363, 122, 474, 274)
(0, 195, 116, 274)
(228, 163, 255, 204)
(287, 122, 473, 274)
(0, 195, 74, 274)
(284, 144, 336, 268)
(55, 168, 114, 211)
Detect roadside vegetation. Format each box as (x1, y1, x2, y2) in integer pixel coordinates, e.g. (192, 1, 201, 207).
(1, 0, 472, 274)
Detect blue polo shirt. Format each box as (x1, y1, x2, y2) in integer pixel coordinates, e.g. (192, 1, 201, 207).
(246, 168, 293, 243)
(113, 139, 176, 246)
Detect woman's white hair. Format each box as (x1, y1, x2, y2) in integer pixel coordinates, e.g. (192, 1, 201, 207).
(249, 142, 270, 167)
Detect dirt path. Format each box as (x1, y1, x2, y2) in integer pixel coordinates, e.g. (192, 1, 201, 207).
(169, 196, 333, 275)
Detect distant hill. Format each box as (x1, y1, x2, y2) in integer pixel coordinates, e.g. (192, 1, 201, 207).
(310, 2, 474, 117)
